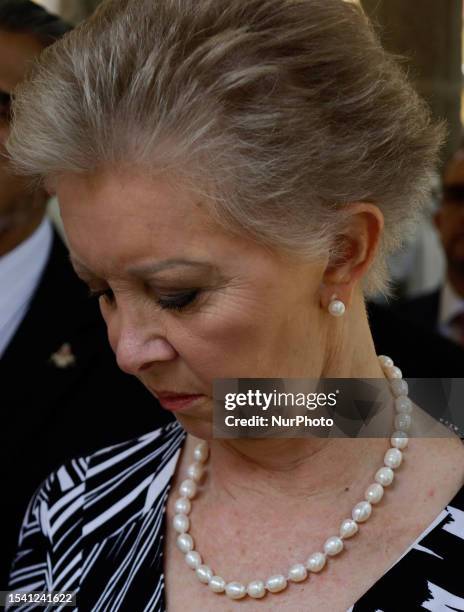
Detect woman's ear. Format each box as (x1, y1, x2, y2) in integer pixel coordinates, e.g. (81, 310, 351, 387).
(320, 203, 384, 309)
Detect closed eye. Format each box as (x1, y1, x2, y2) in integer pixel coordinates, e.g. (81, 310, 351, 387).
(88, 287, 199, 311)
(157, 290, 199, 311)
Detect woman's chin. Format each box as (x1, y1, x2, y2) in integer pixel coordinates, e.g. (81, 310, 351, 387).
(173, 402, 215, 440)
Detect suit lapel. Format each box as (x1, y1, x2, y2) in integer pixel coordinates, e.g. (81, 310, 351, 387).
(1, 231, 105, 420)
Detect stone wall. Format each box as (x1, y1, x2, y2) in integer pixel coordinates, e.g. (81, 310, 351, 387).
(362, 0, 463, 163)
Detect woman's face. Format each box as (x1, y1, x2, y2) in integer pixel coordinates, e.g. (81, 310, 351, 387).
(56, 168, 328, 434)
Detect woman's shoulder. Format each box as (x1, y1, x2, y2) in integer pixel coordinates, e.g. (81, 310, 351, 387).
(8, 421, 186, 598)
(32, 420, 186, 540)
(87, 419, 184, 469)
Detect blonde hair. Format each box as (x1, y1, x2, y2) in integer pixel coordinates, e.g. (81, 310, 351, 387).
(8, 0, 444, 295)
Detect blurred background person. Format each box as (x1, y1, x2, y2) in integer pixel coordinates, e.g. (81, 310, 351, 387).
(0, 0, 172, 590)
(355, 0, 464, 381)
(392, 147, 464, 350)
(359, 0, 461, 302)
(366, 153, 464, 378)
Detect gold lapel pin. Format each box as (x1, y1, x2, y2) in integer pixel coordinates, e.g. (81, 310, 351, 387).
(50, 343, 76, 369)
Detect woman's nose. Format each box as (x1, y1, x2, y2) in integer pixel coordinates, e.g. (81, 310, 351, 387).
(114, 328, 178, 375)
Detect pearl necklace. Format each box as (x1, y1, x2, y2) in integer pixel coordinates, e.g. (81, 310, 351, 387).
(172, 355, 412, 600)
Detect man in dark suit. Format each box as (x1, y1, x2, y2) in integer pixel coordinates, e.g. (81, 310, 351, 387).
(391, 147, 464, 350)
(0, 1, 172, 589)
(368, 300, 464, 378)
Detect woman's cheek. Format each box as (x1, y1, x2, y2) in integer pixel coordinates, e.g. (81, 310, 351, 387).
(171, 306, 268, 379)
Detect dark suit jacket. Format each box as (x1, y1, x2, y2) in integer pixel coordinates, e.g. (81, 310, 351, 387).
(367, 299, 464, 378)
(372, 288, 464, 375)
(390, 289, 441, 332)
(0, 231, 173, 589)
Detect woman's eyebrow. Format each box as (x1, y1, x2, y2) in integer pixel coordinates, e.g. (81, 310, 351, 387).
(68, 256, 215, 279)
(127, 259, 215, 276)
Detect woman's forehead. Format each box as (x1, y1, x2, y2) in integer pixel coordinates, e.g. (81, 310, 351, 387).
(55, 168, 298, 281)
(56, 168, 199, 217)
(54, 170, 217, 267)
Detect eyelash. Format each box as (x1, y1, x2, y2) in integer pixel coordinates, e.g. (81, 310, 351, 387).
(158, 291, 199, 311)
(88, 288, 199, 311)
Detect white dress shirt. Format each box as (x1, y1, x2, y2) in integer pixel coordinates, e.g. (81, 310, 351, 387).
(0, 217, 53, 358)
(438, 280, 464, 346)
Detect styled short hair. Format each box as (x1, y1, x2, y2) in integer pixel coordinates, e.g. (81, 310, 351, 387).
(7, 0, 444, 296)
(0, 0, 72, 44)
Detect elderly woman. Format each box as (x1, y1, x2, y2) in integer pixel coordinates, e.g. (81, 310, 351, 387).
(6, 0, 464, 610)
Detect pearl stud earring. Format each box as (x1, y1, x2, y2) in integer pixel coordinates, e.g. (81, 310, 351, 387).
(328, 297, 345, 317)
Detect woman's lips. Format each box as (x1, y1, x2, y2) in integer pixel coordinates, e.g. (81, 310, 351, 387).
(155, 392, 205, 412)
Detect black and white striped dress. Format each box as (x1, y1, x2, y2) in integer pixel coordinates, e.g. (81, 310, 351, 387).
(7, 421, 464, 611)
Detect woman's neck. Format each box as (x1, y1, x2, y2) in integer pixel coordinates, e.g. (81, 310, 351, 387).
(203, 436, 388, 505)
(183, 296, 392, 506)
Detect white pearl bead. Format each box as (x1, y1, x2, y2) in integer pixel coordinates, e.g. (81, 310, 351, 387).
(328, 299, 345, 317)
(339, 518, 358, 539)
(324, 536, 344, 556)
(395, 396, 412, 414)
(390, 379, 409, 397)
(193, 442, 209, 463)
(288, 563, 308, 582)
(391, 431, 409, 450)
(378, 355, 394, 367)
(365, 483, 384, 504)
(306, 552, 326, 572)
(225, 582, 247, 599)
(375, 466, 394, 486)
(352, 501, 372, 523)
(384, 447, 403, 469)
(179, 479, 197, 499)
(173, 513, 190, 533)
(174, 497, 191, 515)
(187, 463, 204, 482)
(266, 575, 287, 593)
(196, 564, 213, 584)
(385, 366, 402, 379)
(176, 533, 194, 553)
(394, 414, 411, 432)
(209, 575, 226, 593)
(185, 550, 202, 569)
(247, 580, 266, 598)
